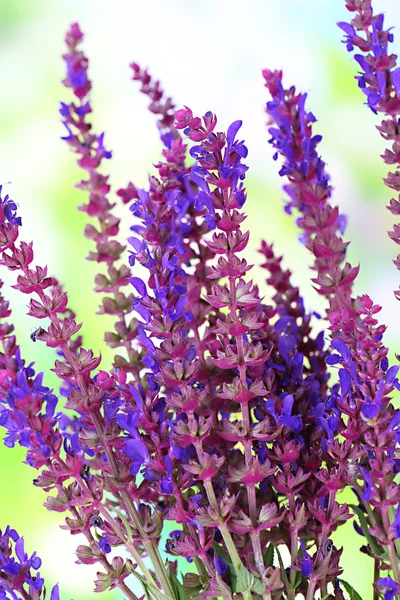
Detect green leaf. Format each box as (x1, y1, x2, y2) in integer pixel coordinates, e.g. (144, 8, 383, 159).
(212, 542, 231, 565)
(128, 570, 175, 600)
(236, 565, 266, 595)
(338, 579, 363, 600)
(274, 545, 290, 588)
(169, 567, 189, 600)
(251, 578, 267, 595)
(349, 504, 384, 558)
(236, 565, 253, 593)
(147, 586, 175, 600)
(263, 543, 274, 568)
(114, 508, 133, 544)
(128, 569, 149, 594)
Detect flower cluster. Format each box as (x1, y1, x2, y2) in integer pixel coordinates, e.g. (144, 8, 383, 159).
(338, 0, 400, 301)
(263, 60, 400, 599)
(61, 23, 138, 375)
(0, 2, 400, 600)
(0, 526, 60, 600)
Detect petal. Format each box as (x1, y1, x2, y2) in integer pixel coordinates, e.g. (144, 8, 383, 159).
(226, 120, 243, 146)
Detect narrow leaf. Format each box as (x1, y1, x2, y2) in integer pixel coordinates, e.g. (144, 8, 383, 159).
(338, 579, 363, 600)
(169, 567, 189, 600)
(114, 508, 133, 544)
(349, 504, 384, 557)
(148, 585, 175, 600)
(263, 543, 274, 568)
(274, 545, 291, 588)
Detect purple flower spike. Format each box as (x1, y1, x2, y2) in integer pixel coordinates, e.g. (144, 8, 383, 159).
(0, 527, 61, 599)
(340, 1, 400, 301)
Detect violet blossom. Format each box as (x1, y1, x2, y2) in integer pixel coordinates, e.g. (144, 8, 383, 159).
(0, 526, 60, 600)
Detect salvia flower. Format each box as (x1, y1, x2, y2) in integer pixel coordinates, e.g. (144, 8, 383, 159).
(339, 0, 400, 301)
(1, 6, 400, 600)
(0, 526, 60, 600)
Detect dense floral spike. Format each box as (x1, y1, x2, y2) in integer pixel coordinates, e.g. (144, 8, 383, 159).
(125, 112, 240, 596)
(258, 241, 328, 383)
(175, 110, 359, 599)
(0, 526, 61, 600)
(177, 111, 273, 577)
(131, 105, 348, 598)
(263, 69, 358, 312)
(61, 23, 139, 375)
(339, 0, 400, 301)
(0, 191, 166, 598)
(265, 70, 400, 593)
(257, 243, 353, 598)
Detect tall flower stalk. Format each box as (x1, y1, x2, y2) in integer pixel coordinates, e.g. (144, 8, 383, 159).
(61, 24, 138, 375)
(263, 52, 400, 598)
(338, 0, 400, 302)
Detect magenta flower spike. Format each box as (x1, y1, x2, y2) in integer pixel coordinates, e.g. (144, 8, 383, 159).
(339, 0, 400, 301)
(1, 6, 400, 600)
(61, 24, 139, 376)
(264, 65, 400, 595)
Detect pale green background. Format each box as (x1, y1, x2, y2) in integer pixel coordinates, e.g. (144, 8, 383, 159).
(0, 0, 399, 598)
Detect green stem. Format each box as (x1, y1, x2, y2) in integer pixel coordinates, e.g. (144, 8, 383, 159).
(204, 481, 240, 569)
(287, 588, 295, 600)
(373, 558, 380, 600)
(320, 583, 328, 599)
(203, 480, 252, 600)
(289, 528, 298, 594)
(97, 502, 157, 586)
(382, 506, 400, 583)
(306, 579, 316, 600)
(119, 582, 140, 600)
(251, 530, 265, 578)
(388, 542, 400, 583)
(90, 411, 174, 598)
(389, 506, 400, 556)
(120, 489, 175, 598)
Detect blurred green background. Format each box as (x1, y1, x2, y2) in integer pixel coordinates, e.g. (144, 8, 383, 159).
(1, 0, 399, 597)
